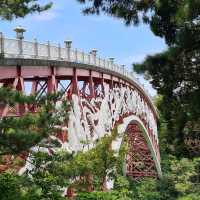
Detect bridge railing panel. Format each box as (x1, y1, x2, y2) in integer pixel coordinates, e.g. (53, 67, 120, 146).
(108, 62, 111, 70)
(84, 53, 90, 64)
(90, 55, 95, 66)
(104, 60, 109, 70)
(114, 64, 119, 73)
(60, 48, 67, 60)
(114, 64, 120, 74)
(38, 43, 48, 58)
(112, 63, 116, 71)
(99, 58, 105, 68)
(70, 49, 76, 62)
(50, 46, 59, 59)
(77, 50, 83, 63)
(23, 40, 35, 58)
(4, 38, 19, 56)
(118, 65, 122, 73)
(96, 57, 99, 66)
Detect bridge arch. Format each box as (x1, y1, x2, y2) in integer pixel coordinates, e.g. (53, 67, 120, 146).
(113, 115, 162, 179)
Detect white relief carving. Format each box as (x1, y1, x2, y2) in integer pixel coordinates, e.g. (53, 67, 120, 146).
(67, 84, 158, 152)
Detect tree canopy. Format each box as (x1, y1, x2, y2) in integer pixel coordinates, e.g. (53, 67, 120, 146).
(77, 0, 200, 44)
(0, 0, 52, 20)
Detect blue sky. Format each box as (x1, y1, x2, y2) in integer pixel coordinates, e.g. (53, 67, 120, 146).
(0, 0, 166, 95)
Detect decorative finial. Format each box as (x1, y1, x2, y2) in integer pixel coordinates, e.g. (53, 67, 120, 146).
(109, 58, 114, 63)
(14, 26, 26, 39)
(91, 49, 97, 56)
(64, 39, 72, 48)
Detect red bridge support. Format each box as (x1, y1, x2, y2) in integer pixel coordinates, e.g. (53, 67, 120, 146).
(126, 123, 157, 180)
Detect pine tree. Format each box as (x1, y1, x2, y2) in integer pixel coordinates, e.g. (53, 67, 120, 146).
(0, 0, 52, 20)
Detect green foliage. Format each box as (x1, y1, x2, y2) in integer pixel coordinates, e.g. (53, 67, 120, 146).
(56, 128, 119, 192)
(76, 190, 132, 200)
(135, 179, 162, 200)
(0, 87, 70, 199)
(76, 0, 153, 25)
(134, 45, 200, 157)
(132, 0, 200, 158)
(0, 173, 25, 200)
(125, 156, 200, 200)
(77, 0, 200, 46)
(0, 86, 122, 199)
(0, 88, 66, 156)
(76, 176, 132, 200)
(0, 0, 52, 20)
(169, 158, 200, 196)
(0, 172, 66, 200)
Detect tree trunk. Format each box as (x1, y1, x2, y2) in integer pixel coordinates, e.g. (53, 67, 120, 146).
(101, 176, 108, 191)
(86, 173, 94, 192)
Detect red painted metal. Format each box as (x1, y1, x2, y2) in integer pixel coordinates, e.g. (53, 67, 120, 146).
(125, 123, 157, 180)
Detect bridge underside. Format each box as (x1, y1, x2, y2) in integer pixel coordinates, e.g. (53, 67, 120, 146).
(125, 123, 157, 180)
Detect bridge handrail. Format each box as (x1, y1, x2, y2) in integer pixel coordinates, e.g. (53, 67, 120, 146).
(0, 34, 156, 114)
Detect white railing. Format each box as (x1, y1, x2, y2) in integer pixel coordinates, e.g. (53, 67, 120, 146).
(0, 34, 154, 105)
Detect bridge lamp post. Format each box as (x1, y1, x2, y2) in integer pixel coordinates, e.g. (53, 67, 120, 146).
(33, 39, 38, 58)
(91, 49, 97, 65)
(0, 32, 4, 55)
(14, 26, 26, 55)
(91, 49, 97, 56)
(14, 26, 26, 40)
(109, 57, 114, 70)
(64, 40, 72, 61)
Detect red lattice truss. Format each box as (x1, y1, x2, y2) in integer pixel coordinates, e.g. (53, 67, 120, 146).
(126, 123, 157, 180)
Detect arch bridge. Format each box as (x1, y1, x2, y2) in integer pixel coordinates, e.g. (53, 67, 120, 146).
(0, 31, 161, 179)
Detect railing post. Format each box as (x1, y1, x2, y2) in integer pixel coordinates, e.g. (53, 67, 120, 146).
(14, 37, 22, 56)
(0, 32, 4, 56)
(47, 41, 50, 58)
(14, 26, 26, 56)
(103, 59, 106, 68)
(58, 43, 61, 59)
(64, 40, 72, 61)
(91, 49, 97, 65)
(75, 49, 78, 62)
(88, 54, 91, 65)
(19, 39, 23, 55)
(99, 58, 101, 67)
(82, 51, 84, 63)
(109, 58, 114, 70)
(34, 38, 38, 58)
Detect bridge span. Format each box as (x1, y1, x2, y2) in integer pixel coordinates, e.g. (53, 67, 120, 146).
(0, 30, 161, 179)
